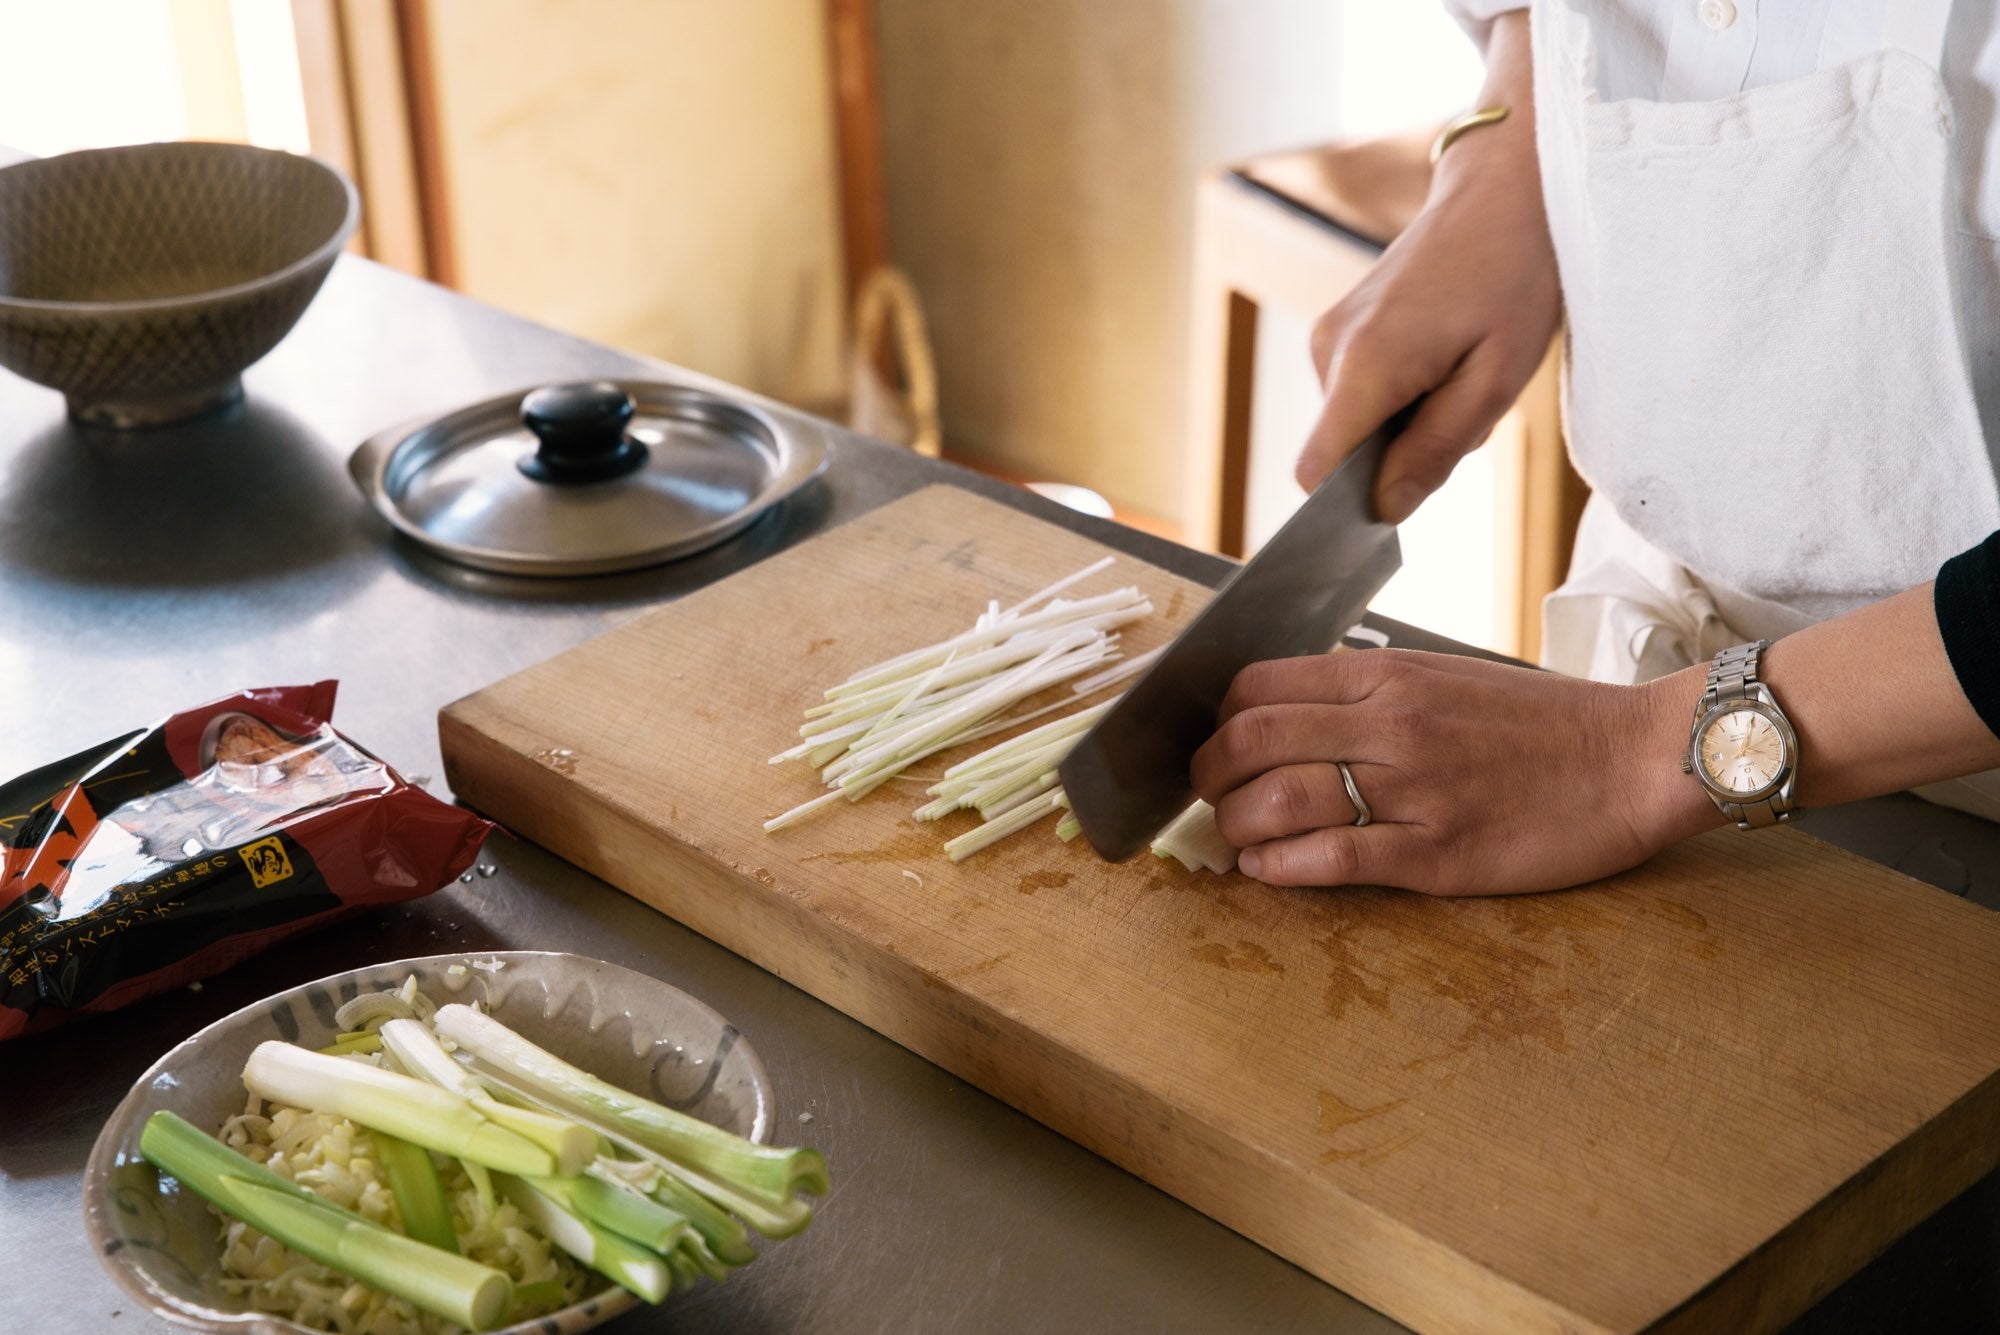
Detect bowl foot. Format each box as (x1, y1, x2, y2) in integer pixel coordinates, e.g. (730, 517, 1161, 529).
(67, 379, 244, 430)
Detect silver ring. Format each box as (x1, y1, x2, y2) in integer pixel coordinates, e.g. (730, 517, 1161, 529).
(1335, 761, 1372, 827)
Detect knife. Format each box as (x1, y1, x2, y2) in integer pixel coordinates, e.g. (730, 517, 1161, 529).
(1058, 425, 1402, 861)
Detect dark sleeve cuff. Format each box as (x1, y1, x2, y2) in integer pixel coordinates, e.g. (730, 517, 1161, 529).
(1935, 531, 2000, 742)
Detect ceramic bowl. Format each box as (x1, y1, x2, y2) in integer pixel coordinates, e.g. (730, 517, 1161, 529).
(0, 142, 358, 427)
(83, 951, 774, 1335)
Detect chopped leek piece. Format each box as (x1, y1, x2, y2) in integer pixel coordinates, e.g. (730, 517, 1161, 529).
(497, 1174, 672, 1303)
(434, 1011, 824, 1207)
(243, 1040, 555, 1177)
(139, 1111, 509, 1331)
(372, 1129, 458, 1253)
(508, 1279, 566, 1318)
(559, 1172, 694, 1254)
(1149, 799, 1238, 874)
(379, 1018, 597, 1176)
(630, 1161, 757, 1266)
(316, 1032, 382, 1056)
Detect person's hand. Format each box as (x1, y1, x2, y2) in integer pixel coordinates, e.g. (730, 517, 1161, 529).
(1188, 651, 1722, 895)
(1296, 14, 1562, 522)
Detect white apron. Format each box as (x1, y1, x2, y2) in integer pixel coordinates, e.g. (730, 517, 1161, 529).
(1533, 0, 2000, 821)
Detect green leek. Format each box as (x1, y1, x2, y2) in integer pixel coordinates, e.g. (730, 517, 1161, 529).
(138, 1111, 508, 1331)
(632, 1163, 757, 1266)
(561, 1173, 694, 1254)
(496, 1174, 672, 1303)
(372, 1130, 457, 1253)
(434, 1006, 827, 1224)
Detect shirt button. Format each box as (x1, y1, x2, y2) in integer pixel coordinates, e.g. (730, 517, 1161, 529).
(1699, 0, 1737, 29)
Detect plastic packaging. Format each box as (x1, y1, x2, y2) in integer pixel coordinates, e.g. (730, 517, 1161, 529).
(0, 683, 491, 1040)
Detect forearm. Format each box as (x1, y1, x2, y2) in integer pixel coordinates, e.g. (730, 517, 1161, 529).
(1297, 10, 1557, 511)
(1631, 584, 2000, 833)
(1427, 12, 1539, 210)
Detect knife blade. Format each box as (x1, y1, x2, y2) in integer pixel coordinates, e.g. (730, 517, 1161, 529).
(1058, 426, 1402, 861)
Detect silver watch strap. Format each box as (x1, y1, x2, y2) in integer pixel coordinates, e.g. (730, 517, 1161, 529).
(1702, 639, 1785, 829)
(1699, 639, 1770, 714)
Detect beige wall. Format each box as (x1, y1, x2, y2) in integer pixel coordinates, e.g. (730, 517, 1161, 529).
(422, 0, 846, 407)
(875, 0, 1343, 522)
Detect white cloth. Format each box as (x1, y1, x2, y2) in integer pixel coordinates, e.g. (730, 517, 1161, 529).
(1536, 0, 1996, 630)
(1444, 0, 2000, 486)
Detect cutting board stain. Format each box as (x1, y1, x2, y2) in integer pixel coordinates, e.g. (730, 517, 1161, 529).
(805, 637, 838, 655)
(1645, 898, 1722, 959)
(1192, 939, 1284, 975)
(1312, 934, 1393, 1020)
(1494, 893, 1617, 965)
(1650, 900, 1706, 931)
(945, 952, 1012, 981)
(1017, 869, 1072, 895)
(1316, 1090, 1418, 1166)
(1424, 966, 1574, 1055)
(799, 830, 939, 867)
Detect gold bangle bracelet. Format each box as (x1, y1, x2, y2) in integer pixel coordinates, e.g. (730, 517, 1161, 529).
(1430, 106, 1511, 165)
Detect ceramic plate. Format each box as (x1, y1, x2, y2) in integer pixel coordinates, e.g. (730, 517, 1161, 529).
(83, 951, 774, 1334)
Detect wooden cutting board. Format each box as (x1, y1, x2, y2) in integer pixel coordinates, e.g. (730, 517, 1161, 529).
(440, 484, 2000, 1335)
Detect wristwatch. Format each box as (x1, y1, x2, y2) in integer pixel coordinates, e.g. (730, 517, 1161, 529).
(1681, 640, 1798, 828)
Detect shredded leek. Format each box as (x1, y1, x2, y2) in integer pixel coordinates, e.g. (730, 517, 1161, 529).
(764, 564, 1152, 830)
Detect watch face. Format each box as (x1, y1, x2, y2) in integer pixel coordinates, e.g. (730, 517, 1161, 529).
(1698, 706, 1789, 795)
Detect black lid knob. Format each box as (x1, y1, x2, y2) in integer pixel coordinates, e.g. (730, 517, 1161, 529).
(518, 381, 648, 484)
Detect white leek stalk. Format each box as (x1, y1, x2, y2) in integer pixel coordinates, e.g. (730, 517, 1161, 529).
(1149, 799, 1238, 874)
(496, 1174, 672, 1303)
(378, 1018, 598, 1176)
(242, 1041, 555, 1177)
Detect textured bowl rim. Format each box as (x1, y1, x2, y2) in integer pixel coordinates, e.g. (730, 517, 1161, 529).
(0, 141, 360, 317)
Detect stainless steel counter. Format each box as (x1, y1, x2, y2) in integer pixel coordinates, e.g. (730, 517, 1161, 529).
(5, 255, 1998, 1334)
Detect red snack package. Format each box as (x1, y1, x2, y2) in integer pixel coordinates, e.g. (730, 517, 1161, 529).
(0, 683, 491, 1040)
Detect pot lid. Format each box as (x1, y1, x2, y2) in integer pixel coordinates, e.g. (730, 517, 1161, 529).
(349, 379, 830, 575)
